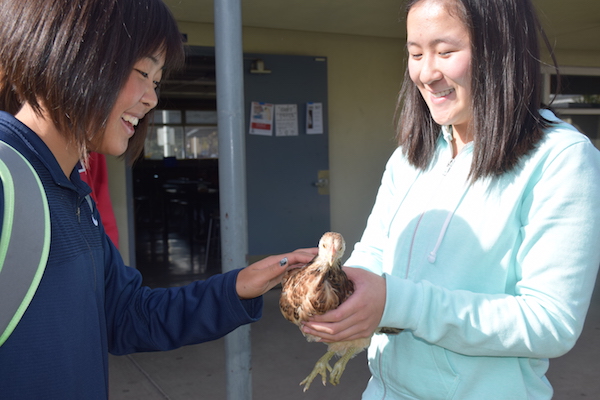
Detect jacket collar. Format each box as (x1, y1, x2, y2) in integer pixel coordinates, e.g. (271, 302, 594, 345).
(0, 111, 91, 197)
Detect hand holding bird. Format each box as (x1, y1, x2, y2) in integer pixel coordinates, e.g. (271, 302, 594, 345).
(301, 266, 388, 343)
(279, 232, 400, 391)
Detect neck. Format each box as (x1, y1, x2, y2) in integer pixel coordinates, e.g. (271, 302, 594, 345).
(451, 123, 472, 157)
(15, 104, 81, 178)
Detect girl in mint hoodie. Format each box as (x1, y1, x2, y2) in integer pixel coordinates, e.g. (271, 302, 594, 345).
(303, 0, 600, 398)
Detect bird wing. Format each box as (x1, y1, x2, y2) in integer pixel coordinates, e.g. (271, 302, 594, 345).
(279, 260, 354, 326)
(279, 267, 308, 325)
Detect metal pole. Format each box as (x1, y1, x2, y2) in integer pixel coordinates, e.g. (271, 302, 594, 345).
(214, 1, 252, 400)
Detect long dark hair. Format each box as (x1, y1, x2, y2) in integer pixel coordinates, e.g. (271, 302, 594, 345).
(397, 0, 555, 182)
(0, 0, 184, 162)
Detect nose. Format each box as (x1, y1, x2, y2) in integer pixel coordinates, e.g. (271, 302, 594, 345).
(419, 55, 443, 85)
(141, 84, 159, 110)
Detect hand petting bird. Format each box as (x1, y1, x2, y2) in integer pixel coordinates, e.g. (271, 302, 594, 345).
(279, 231, 400, 391)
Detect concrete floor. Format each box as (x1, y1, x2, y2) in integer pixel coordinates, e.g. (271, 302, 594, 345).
(113, 229, 600, 399)
(109, 282, 600, 399)
(109, 289, 371, 399)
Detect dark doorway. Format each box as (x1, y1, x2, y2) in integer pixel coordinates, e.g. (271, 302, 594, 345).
(133, 49, 221, 288)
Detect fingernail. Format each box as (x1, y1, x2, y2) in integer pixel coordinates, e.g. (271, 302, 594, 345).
(279, 257, 288, 267)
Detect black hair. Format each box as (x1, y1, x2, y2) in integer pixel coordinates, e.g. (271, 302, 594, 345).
(397, 0, 555, 182)
(0, 0, 185, 161)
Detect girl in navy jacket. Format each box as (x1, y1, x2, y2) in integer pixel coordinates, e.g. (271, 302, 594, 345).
(0, 0, 316, 398)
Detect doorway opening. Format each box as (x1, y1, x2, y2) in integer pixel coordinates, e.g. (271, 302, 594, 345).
(133, 51, 221, 288)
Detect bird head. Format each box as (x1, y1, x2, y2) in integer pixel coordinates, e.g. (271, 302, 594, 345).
(318, 232, 346, 267)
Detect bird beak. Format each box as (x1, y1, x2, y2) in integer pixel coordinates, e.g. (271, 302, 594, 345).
(328, 250, 337, 266)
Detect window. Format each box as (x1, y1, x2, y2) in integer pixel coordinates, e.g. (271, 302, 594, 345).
(543, 66, 600, 149)
(145, 110, 218, 159)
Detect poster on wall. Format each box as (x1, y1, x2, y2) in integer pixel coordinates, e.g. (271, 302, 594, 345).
(249, 101, 274, 136)
(275, 104, 299, 137)
(306, 102, 324, 134)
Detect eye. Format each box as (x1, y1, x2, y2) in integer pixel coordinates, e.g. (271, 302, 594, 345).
(439, 50, 455, 57)
(136, 69, 149, 78)
(136, 69, 161, 90)
(410, 53, 422, 60)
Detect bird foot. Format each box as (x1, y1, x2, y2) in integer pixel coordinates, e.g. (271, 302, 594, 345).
(329, 356, 350, 386)
(300, 351, 334, 392)
(329, 346, 361, 386)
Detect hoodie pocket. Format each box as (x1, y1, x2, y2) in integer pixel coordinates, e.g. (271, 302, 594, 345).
(371, 332, 460, 399)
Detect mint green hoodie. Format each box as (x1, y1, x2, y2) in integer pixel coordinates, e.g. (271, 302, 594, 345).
(346, 110, 600, 399)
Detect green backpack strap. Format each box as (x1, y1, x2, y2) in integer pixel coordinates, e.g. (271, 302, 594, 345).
(0, 141, 50, 346)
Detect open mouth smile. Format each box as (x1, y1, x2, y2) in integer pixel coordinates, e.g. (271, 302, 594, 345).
(432, 88, 455, 98)
(122, 114, 140, 127)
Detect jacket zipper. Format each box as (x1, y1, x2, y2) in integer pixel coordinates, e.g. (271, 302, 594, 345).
(77, 195, 98, 291)
(443, 158, 455, 175)
(405, 146, 470, 276)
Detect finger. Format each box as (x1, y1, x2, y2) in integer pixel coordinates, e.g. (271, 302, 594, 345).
(308, 294, 357, 323)
(302, 320, 337, 336)
(253, 250, 310, 272)
(261, 257, 291, 280)
(308, 308, 344, 324)
(293, 247, 319, 255)
(304, 307, 357, 333)
(262, 250, 313, 279)
(302, 322, 366, 343)
(305, 316, 356, 338)
(284, 250, 317, 266)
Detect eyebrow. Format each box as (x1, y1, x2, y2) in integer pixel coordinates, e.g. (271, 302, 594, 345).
(406, 37, 465, 48)
(147, 55, 166, 70)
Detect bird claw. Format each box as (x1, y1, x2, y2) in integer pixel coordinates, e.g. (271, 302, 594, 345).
(299, 357, 333, 392)
(329, 359, 347, 386)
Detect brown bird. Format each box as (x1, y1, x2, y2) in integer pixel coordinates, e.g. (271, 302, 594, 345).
(279, 231, 400, 391)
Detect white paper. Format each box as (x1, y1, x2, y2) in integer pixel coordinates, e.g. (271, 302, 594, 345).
(306, 102, 324, 134)
(249, 102, 274, 136)
(275, 104, 299, 137)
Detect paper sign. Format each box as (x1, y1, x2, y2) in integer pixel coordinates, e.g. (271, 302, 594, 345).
(249, 102, 274, 136)
(275, 104, 299, 137)
(306, 102, 324, 134)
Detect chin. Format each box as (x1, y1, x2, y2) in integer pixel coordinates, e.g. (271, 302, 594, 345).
(431, 113, 459, 127)
(104, 145, 129, 157)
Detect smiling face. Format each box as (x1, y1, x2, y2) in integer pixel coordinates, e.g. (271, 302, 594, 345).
(95, 52, 165, 156)
(406, 0, 473, 139)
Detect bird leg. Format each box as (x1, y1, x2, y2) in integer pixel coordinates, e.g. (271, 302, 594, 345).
(300, 350, 335, 392)
(329, 347, 361, 386)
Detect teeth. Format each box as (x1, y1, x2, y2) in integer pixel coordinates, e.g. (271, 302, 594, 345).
(122, 114, 139, 126)
(433, 88, 454, 98)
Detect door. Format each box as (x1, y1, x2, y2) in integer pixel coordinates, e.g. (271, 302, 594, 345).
(244, 53, 330, 255)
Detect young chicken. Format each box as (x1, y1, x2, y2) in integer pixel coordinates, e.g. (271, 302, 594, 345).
(279, 232, 399, 391)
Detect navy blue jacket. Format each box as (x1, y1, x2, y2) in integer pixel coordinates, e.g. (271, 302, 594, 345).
(0, 112, 262, 399)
